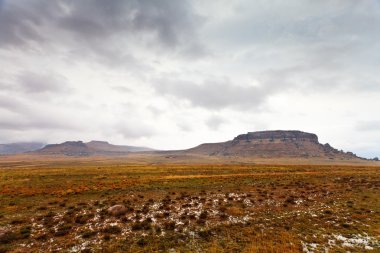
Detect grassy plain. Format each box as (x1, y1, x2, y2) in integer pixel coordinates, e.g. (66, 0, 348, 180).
(0, 156, 380, 252)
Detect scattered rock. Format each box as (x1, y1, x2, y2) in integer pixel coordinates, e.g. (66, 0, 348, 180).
(0, 228, 18, 243)
(0, 228, 8, 242)
(107, 205, 127, 216)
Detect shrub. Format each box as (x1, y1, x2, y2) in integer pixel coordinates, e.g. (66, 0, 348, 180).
(62, 214, 73, 223)
(75, 215, 88, 224)
(285, 197, 295, 205)
(10, 219, 26, 225)
(103, 225, 122, 234)
(164, 221, 176, 230)
(121, 216, 130, 223)
(199, 211, 208, 219)
(81, 230, 97, 238)
(54, 224, 72, 236)
(137, 238, 148, 247)
(140, 220, 152, 230)
(131, 222, 143, 231)
(19, 226, 31, 239)
(0, 231, 18, 243)
(220, 213, 228, 220)
(154, 226, 162, 234)
(0, 245, 12, 253)
(36, 233, 48, 241)
(198, 229, 212, 240)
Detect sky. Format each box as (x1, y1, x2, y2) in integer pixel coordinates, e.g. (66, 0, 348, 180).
(0, 0, 379, 158)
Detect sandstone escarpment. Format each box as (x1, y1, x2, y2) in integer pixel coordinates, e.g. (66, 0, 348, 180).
(233, 130, 319, 143)
(186, 130, 359, 159)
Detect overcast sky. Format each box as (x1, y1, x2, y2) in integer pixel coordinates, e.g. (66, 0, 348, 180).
(0, 0, 379, 158)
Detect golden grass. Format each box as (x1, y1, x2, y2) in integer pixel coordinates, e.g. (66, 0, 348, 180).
(225, 206, 245, 216)
(243, 232, 301, 253)
(0, 159, 379, 252)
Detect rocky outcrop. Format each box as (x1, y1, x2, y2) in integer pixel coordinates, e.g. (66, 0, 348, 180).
(107, 205, 128, 216)
(186, 130, 360, 160)
(233, 130, 319, 143)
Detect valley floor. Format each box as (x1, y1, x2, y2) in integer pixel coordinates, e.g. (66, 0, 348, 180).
(1, 159, 380, 252)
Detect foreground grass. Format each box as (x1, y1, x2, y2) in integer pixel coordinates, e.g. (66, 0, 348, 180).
(0, 162, 380, 252)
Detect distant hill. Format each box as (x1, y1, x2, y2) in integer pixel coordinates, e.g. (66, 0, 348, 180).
(183, 130, 361, 160)
(4, 131, 367, 161)
(86, 141, 153, 152)
(0, 142, 45, 155)
(35, 140, 153, 156)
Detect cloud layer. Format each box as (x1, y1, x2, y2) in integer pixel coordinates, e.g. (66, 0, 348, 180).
(0, 0, 379, 158)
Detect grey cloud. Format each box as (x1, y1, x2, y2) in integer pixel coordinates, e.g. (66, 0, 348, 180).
(356, 121, 380, 132)
(0, 82, 13, 91)
(146, 105, 164, 117)
(116, 122, 156, 139)
(17, 71, 69, 94)
(0, 0, 205, 59)
(0, 94, 79, 131)
(255, 56, 380, 94)
(155, 79, 268, 110)
(177, 121, 192, 132)
(207, 1, 380, 92)
(210, 0, 380, 47)
(0, 1, 60, 47)
(0, 117, 70, 131)
(206, 115, 226, 130)
(0, 108, 79, 131)
(0, 0, 379, 156)
(112, 86, 133, 94)
(0, 94, 29, 114)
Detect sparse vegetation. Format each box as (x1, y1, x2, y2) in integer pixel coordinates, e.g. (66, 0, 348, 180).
(0, 160, 380, 252)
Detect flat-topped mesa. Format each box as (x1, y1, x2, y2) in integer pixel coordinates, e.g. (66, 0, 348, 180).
(37, 141, 91, 156)
(87, 140, 110, 145)
(185, 130, 354, 158)
(44, 141, 87, 148)
(233, 130, 319, 143)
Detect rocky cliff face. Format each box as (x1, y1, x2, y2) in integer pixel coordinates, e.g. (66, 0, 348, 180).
(186, 130, 360, 160)
(233, 130, 319, 143)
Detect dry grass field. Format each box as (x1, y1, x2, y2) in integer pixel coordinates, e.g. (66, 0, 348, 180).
(1, 158, 380, 252)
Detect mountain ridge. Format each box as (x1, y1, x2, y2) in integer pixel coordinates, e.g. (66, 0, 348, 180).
(1, 130, 371, 160)
(0, 142, 45, 155)
(183, 130, 361, 160)
(34, 140, 153, 156)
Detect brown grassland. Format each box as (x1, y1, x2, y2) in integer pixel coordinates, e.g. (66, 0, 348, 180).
(0, 156, 380, 252)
